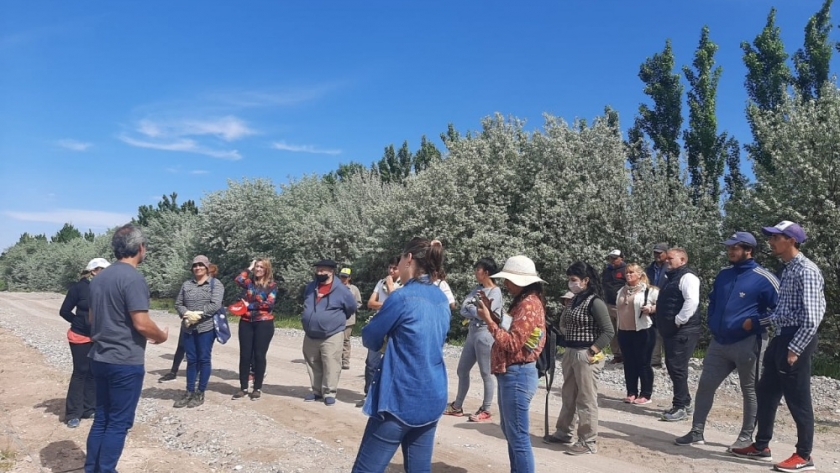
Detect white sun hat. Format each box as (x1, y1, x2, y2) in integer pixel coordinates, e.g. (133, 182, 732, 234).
(491, 255, 546, 287)
(85, 258, 111, 272)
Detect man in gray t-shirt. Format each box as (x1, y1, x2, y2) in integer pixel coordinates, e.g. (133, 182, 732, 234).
(85, 224, 168, 473)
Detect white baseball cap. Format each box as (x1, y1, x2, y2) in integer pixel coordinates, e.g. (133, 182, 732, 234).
(85, 258, 111, 271)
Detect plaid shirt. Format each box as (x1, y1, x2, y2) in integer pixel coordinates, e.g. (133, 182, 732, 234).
(761, 253, 825, 355)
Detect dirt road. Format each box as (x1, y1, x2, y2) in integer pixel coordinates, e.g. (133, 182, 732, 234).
(1, 292, 839, 472)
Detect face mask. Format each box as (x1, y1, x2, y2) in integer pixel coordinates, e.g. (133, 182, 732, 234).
(568, 281, 585, 294)
(315, 274, 329, 283)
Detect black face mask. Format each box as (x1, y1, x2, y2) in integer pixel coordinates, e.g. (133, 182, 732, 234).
(315, 274, 329, 283)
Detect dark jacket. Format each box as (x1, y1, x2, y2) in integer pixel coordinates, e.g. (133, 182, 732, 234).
(601, 262, 627, 305)
(707, 259, 779, 345)
(60, 278, 92, 337)
(645, 261, 667, 288)
(656, 265, 701, 337)
(302, 277, 358, 339)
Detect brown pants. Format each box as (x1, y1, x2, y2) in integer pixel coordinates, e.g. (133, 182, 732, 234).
(554, 348, 602, 444)
(302, 332, 344, 399)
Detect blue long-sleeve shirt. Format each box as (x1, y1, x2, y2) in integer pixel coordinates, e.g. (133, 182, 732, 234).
(760, 253, 826, 355)
(362, 278, 450, 427)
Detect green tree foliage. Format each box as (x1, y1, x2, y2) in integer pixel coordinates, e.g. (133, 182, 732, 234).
(793, 0, 836, 101)
(742, 7, 793, 174)
(376, 144, 400, 184)
(413, 135, 442, 173)
(726, 84, 840, 357)
(136, 192, 198, 226)
(83, 229, 96, 242)
(51, 223, 82, 244)
(682, 26, 733, 203)
(633, 40, 684, 182)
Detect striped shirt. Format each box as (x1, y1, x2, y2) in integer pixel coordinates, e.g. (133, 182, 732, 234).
(761, 252, 825, 355)
(176, 278, 224, 333)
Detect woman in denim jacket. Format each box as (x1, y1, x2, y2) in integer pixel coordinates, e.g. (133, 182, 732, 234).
(352, 238, 451, 473)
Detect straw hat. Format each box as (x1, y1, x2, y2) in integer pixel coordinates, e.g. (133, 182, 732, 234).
(491, 255, 545, 287)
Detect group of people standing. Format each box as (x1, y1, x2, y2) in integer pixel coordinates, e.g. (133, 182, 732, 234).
(57, 217, 825, 473)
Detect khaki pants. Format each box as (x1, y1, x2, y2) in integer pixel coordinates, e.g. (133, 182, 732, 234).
(342, 326, 353, 368)
(555, 348, 602, 444)
(607, 304, 621, 358)
(302, 332, 344, 399)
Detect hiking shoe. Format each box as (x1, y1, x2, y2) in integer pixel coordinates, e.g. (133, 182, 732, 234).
(443, 402, 464, 417)
(675, 430, 705, 446)
(158, 372, 177, 382)
(728, 434, 754, 451)
(468, 408, 492, 422)
(774, 453, 815, 472)
(661, 407, 688, 422)
(686, 404, 694, 415)
(81, 410, 95, 419)
(304, 393, 323, 402)
(173, 392, 193, 408)
(249, 390, 261, 401)
(633, 396, 652, 405)
(231, 389, 248, 400)
(66, 418, 80, 429)
(542, 434, 574, 445)
(187, 391, 205, 408)
(624, 395, 636, 403)
(565, 442, 597, 455)
(730, 444, 773, 462)
(324, 397, 336, 406)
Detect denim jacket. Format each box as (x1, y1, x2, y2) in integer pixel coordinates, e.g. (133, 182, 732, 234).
(362, 278, 451, 427)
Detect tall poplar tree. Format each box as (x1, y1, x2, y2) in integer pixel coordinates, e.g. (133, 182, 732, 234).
(793, 0, 836, 101)
(742, 8, 793, 174)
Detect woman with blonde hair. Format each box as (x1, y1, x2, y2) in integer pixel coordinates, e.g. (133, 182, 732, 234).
(232, 258, 278, 400)
(615, 263, 659, 405)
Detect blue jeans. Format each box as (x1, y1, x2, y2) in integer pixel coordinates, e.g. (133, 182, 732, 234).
(497, 362, 538, 473)
(184, 329, 215, 392)
(352, 413, 438, 473)
(85, 361, 145, 473)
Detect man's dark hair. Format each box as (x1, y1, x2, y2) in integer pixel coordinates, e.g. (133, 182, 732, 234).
(474, 257, 499, 275)
(112, 224, 146, 259)
(388, 256, 400, 267)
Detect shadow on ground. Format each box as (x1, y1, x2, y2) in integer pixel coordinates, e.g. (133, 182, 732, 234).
(39, 439, 85, 472)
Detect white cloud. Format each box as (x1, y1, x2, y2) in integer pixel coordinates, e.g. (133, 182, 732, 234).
(57, 139, 93, 151)
(136, 116, 255, 142)
(208, 84, 341, 108)
(119, 135, 242, 160)
(190, 170, 209, 175)
(3, 209, 134, 228)
(272, 141, 341, 155)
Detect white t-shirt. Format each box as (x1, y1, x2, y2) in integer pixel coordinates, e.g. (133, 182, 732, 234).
(373, 278, 402, 306)
(434, 280, 456, 306)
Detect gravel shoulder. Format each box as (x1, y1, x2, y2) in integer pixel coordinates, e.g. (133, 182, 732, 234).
(1, 291, 840, 473)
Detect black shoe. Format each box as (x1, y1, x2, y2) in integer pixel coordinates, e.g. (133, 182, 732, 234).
(249, 389, 262, 401)
(187, 391, 205, 408)
(232, 389, 248, 400)
(675, 430, 705, 446)
(81, 410, 95, 419)
(173, 392, 193, 408)
(159, 372, 177, 382)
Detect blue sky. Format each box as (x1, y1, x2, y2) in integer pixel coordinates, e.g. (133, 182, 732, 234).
(1, 1, 838, 251)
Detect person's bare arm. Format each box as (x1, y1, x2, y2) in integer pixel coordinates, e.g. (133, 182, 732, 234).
(130, 310, 169, 344)
(367, 291, 382, 311)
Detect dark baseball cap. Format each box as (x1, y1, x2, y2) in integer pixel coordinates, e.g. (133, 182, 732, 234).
(312, 259, 338, 268)
(761, 221, 807, 244)
(722, 231, 757, 247)
(652, 242, 669, 253)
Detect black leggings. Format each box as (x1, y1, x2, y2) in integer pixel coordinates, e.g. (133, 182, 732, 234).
(170, 330, 186, 374)
(239, 320, 275, 390)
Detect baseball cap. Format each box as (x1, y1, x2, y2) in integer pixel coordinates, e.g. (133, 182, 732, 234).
(652, 242, 669, 253)
(722, 231, 757, 247)
(313, 259, 338, 268)
(607, 249, 622, 258)
(761, 220, 808, 244)
(339, 268, 352, 278)
(85, 258, 111, 272)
